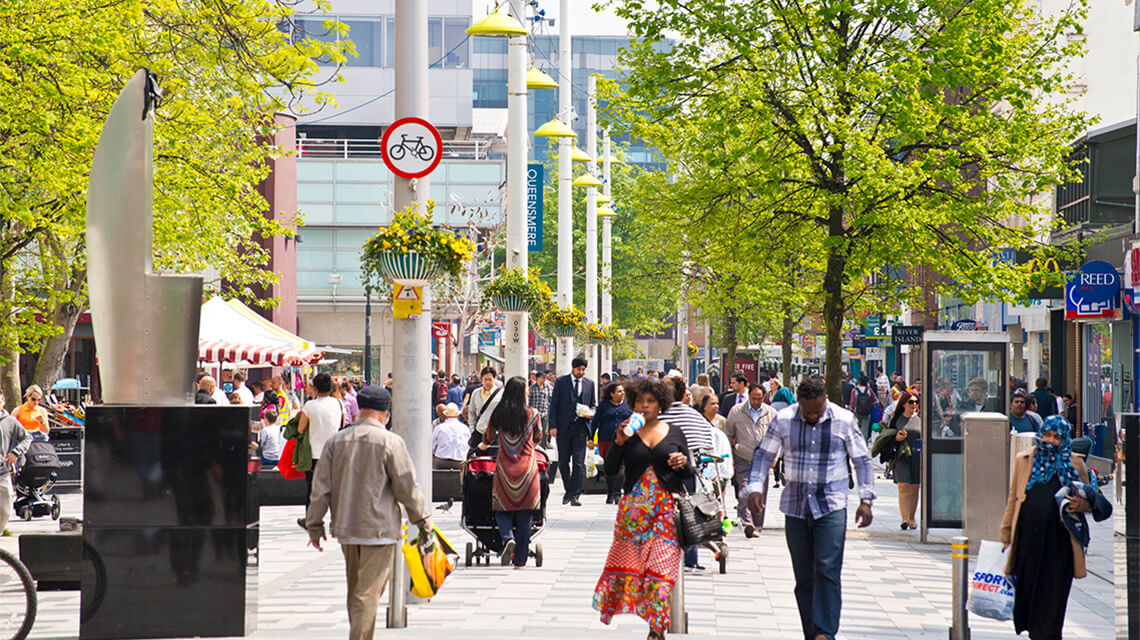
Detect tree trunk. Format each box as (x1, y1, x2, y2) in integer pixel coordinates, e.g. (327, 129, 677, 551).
(0, 267, 19, 410)
(823, 210, 847, 404)
(723, 312, 738, 390)
(32, 267, 85, 393)
(781, 303, 794, 388)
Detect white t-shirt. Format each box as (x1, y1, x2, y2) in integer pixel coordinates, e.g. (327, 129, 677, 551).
(234, 385, 254, 405)
(302, 396, 342, 459)
(211, 388, 230, 405)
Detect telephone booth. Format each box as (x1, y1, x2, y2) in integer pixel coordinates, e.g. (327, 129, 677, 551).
(921, 331, 1009, 539)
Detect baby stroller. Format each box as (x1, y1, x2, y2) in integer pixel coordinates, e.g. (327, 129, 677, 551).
(460, 448, 549, 567)
(693, 448, 731, 574)
(13, 440, 63, 521)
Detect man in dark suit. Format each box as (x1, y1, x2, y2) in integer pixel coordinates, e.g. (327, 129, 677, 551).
(549, 356, 596, 506)
(718, 373, 750, 418)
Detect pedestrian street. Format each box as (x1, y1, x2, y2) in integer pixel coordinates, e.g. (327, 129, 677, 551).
(10, 465, 1115, 640)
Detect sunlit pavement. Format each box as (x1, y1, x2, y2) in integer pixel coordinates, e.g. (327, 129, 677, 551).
(9, 466, 1115, 639)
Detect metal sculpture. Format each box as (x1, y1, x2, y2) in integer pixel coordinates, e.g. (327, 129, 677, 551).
(85, 69, 201, 405)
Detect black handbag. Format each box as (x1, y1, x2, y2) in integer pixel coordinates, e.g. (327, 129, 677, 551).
(674, 490, 723, 547)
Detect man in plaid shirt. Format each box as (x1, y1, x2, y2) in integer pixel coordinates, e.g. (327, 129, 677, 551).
(528, 370, 551, 434)
(743, 375, 875, 640)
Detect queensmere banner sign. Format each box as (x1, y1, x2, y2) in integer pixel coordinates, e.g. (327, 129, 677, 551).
(527, 164, 543, 252)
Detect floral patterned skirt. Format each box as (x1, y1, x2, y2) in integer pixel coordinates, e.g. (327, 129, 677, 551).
(592, 466, 680, 631)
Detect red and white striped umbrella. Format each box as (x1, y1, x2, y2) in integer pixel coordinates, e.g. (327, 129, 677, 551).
(197, 340, 324, 367)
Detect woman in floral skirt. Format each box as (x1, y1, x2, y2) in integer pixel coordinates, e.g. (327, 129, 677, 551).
(593, 378, 692, 640)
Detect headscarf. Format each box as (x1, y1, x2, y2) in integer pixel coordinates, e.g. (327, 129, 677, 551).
(1026, 414, 1080, 491)
(772, 387, 796, 406)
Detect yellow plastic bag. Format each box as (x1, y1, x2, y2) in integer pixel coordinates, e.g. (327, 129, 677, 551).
(402, 527, 457, 598)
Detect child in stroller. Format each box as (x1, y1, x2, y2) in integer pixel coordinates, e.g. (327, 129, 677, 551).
(13, 439, 62, 521)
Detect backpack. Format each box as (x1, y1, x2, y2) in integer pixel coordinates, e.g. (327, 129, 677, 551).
(854, 388, 874, 416)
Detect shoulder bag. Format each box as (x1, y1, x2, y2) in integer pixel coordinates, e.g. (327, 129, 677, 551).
(674, 486, 723, 547)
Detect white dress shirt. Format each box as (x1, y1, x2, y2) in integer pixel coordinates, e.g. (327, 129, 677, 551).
(432, 418, 471, 461)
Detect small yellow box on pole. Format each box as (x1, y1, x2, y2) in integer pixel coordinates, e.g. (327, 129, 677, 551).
(393, 284, 423, 318)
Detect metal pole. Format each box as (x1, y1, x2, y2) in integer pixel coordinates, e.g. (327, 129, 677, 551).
(678, 304, 689, 381)
(503, 2, 529, 381)
(364, 285, 372, 385)
(949, 536, 970, 640)
(668, 556, 686, 634)
(601, 129, 613, 378)
(556, 0, 574, 375)
(388, 0, 429, 627)
(585, 75, 599, 383)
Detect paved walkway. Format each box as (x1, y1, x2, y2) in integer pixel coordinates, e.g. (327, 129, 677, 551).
(8, 467, 1117, 640)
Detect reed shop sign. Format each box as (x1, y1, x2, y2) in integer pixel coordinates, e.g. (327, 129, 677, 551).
(1065, 260, 1120, 320)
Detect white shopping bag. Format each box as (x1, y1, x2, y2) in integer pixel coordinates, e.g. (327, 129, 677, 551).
(584, 449, 604, 478)
(966, 539, 1015, 622)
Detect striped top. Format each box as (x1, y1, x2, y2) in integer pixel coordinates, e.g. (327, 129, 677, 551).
(660, 402, 714, 454)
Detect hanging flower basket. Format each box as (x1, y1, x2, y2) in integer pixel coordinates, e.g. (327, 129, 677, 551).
(482, 268, 554, 314)
(361, 202, 476, 287)
(377, 251, 441, 285)
(540, 305, 586, 338)
(583, 322, 621, 345)
(491, 293, 529, 311)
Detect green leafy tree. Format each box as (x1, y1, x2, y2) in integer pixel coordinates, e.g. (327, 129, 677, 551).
(601, 0, 1089, 399)
(0, 0, 348, 403)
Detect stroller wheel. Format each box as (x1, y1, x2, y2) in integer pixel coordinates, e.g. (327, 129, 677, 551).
(21, 507, 32, 521)
(51, 496, 61, 520)
(534, 543, 543, 568)
(718, 551, 727, 574)
(465, 542, 473, 568)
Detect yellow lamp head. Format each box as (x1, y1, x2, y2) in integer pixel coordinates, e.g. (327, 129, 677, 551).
(572, 173, 603, 188)
(526, 67, 558, 90)
(466, 11, 528, 37)
(595, 194, 611, 204)
(570, 146, 592, 163)
(534, 118, 577, 138)
(597, 205, 617, 218)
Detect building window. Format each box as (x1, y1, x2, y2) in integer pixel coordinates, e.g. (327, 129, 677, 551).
(473, 69, 508, 108)
(293, 15, 466, 68)
(342, 19, 384, 67)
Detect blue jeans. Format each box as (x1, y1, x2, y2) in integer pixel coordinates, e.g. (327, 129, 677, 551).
(785, 508, 846, 640)
(556, 426, 587, 498)
(494, 510, 533, 567)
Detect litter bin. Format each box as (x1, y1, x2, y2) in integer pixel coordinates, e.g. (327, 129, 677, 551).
(49, 427, 83, 491)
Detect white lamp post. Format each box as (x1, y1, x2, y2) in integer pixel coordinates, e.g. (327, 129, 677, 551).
(557, 0, 573, 375)
(601, 130, 613, 377)
(584, 74, 599, 383)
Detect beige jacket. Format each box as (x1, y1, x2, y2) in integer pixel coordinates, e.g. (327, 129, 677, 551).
(306, 417, 429, 542)
(723, 401, 777, 463)
(999, 447, 1090, 578)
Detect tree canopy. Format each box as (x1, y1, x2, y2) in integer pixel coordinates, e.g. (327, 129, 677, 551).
(601, 0, 1089, 398)
(0, 0, 347, 400)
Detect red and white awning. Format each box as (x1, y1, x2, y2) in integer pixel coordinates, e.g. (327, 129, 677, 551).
(197, 340, 324, 367)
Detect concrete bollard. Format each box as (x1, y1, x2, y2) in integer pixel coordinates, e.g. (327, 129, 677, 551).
(949, 535, 971, 640)
(669, 557, 687, 634)
(387, 521, 408, 628)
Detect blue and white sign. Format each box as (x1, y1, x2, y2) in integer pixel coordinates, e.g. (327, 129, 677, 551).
(527, 163, 543, 252)
(1073, 260, 1120, 305)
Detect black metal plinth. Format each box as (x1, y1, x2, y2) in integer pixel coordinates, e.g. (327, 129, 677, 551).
(80, 405, 257, 640)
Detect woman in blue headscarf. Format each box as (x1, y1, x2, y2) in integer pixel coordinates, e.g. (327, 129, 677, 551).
(999, 415, 1092, 639)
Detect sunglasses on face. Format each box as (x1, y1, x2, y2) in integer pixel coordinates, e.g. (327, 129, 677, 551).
(904, 399, 918, 405)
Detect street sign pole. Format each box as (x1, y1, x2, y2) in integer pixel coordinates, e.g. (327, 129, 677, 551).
(388, 0, 429, 627)
(503, 0, 528, 381)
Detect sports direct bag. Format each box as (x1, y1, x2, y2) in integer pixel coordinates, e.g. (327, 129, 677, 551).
(403, 527, 458, 598)
(967, 539, 1015, 621)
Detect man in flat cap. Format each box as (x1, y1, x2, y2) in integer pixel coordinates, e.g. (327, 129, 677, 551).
(305, 385, 431, 640)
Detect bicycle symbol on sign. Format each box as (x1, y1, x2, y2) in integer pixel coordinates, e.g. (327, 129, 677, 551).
(388, 134, 436, 162)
